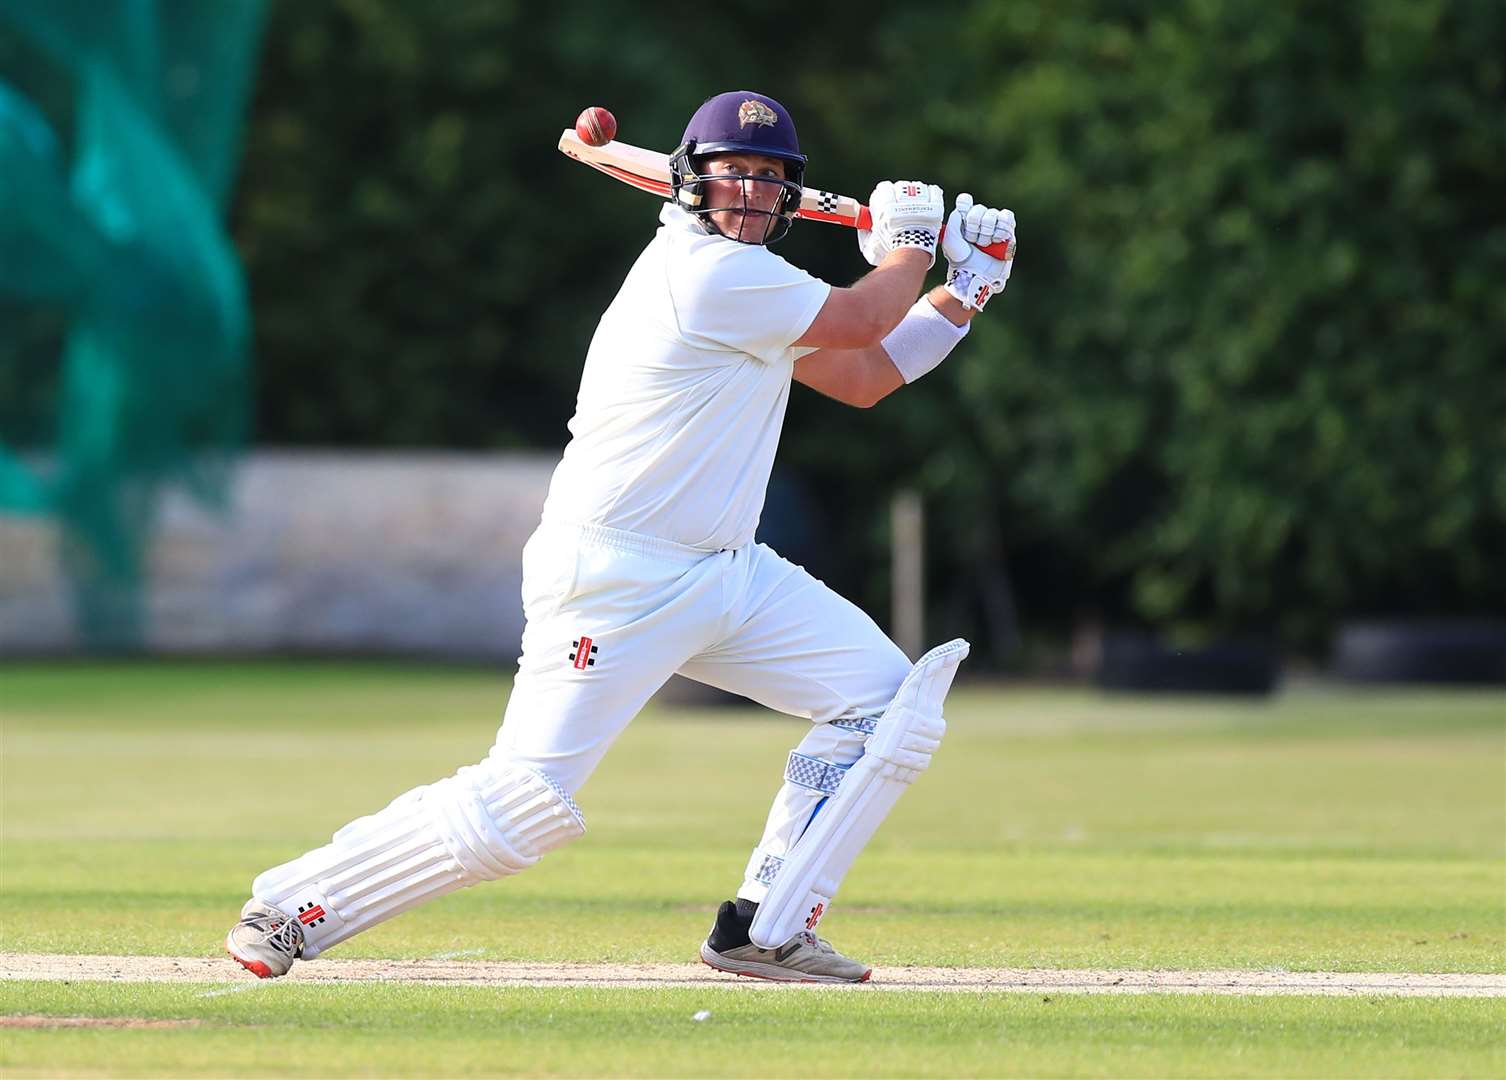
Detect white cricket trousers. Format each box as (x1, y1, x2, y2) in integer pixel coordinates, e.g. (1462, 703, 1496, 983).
(492, 520, 912, 899)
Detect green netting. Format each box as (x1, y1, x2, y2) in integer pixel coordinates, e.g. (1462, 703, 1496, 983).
(0, 0, 264, 648)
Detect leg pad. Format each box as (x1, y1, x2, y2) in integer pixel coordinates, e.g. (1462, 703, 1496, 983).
(748, 639, 968, 949)
(253, 760, 584, 958)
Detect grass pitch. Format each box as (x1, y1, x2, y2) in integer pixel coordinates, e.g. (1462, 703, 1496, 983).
(2, 661, 1503, 1076)
(4, 981, 1503, 1078)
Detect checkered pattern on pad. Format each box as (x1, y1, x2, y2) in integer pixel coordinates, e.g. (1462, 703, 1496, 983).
(785, 751, 849, 795)
(750, 853, 784, 885)
(831, 715, 878, 736)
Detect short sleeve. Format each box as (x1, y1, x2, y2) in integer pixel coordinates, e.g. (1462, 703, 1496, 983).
(670, 243, 831, 365)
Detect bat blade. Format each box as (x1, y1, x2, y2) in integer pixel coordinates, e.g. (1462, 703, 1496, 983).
(558, 129, 1011, 259)
(558, 129, 674, 195)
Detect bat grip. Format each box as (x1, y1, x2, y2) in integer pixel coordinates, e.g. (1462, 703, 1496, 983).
(854, 205, 1010, 259)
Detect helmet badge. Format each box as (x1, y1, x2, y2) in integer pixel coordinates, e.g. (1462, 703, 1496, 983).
(737, 99, 779, 128)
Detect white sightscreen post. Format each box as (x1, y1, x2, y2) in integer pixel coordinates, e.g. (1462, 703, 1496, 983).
(891, 489, 925, 660)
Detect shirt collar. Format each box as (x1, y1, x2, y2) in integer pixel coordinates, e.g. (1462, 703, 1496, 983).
(659, 202, 716, 236)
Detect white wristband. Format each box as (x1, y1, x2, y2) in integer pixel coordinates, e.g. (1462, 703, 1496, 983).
(880, 297, 969, 384)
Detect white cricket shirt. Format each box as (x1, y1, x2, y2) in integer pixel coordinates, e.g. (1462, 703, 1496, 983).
(540, 204, 831, 551)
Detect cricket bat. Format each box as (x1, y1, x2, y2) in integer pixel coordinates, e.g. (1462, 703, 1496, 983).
(558, 129, 1012, 259)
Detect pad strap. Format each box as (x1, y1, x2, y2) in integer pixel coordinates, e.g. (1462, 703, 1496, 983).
(830, 716, 878, 736)
(785, 751, 850, 795)
(746, 850, 784, 887)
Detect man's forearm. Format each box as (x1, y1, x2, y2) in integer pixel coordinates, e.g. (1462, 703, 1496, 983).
(848, 249, 933, 339)
(925, 285, 976, 328)
(794, 288, 972, 407)
(791, 343, 902, 408)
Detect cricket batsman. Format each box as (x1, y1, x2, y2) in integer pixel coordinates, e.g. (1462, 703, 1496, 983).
(227, 90, 1016, 983)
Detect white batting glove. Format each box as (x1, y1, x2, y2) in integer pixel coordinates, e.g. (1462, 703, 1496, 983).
(858, 180, 945, 268)
(941, 193, 1016, 310)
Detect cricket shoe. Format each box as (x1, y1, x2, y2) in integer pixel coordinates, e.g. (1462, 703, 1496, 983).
(225, 898, 304, 978)
(699, 899, 871, 983)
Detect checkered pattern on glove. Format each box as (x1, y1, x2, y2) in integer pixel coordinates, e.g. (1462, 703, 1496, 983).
(858, 180, 945, 268)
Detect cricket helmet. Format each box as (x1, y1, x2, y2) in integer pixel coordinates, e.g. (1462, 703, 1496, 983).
(669, 90, 806, 244)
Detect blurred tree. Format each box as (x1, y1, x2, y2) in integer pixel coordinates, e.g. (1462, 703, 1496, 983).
(929, 0, 1506, 648)
(235, 0, 1506, 658)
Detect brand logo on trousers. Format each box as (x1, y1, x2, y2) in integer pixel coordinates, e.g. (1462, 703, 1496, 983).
(569, 637, 598, 670)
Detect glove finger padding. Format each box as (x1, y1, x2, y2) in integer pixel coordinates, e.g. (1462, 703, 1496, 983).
(964, 202, 987, 244)
(979, 208, 1001, 246)
(996, 209, 1017, 249)
(856, 181, 895, 266)
(941, 207, 974, 264)
(944, 193, 1016, 311)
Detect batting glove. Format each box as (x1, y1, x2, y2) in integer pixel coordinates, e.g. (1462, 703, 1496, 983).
(941, 193, 1016, 310)
(858, 180, 945, 268)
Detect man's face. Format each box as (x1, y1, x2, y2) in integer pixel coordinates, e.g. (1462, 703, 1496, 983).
(699, 153, 788, 244)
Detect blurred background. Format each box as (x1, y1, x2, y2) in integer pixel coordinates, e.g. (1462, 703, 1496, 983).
(2, 0, 1503, 691)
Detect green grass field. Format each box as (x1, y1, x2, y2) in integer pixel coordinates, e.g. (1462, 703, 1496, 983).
(3, 662, 1504, 1077)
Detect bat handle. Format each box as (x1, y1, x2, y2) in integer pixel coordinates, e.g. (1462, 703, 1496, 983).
(854, 205, 1011, 259)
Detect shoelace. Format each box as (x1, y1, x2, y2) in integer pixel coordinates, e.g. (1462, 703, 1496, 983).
(244, 911, 304, 958)
(795, 931, 835, 954)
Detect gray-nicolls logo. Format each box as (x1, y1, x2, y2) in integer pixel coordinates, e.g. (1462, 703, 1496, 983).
(569, 637, 598, 670)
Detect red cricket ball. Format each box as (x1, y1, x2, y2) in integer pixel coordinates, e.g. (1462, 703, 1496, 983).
(575, 106, 617, 147)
